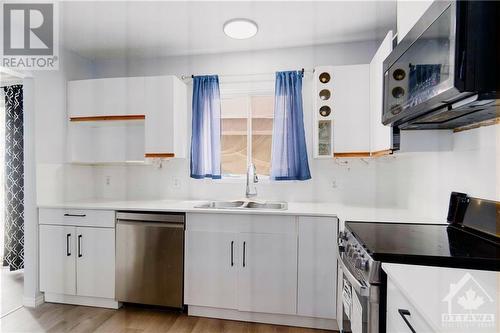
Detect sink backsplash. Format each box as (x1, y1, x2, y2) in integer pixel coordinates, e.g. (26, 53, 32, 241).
(37, 125, 497, 224)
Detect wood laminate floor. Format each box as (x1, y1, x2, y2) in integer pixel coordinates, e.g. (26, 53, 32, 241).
(0, 303, 336, 333)
(0, 267, 24, 317)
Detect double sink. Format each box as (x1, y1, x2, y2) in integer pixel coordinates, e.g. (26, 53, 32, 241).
(195, 200, 288, 210)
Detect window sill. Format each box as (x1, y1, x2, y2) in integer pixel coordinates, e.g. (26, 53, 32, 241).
(209, 175, 272, 184)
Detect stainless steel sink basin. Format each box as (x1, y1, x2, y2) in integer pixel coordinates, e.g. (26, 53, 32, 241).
(245, 201, 288, 210)
(195, 201, 245, 209)
(195, 200, 287, 210)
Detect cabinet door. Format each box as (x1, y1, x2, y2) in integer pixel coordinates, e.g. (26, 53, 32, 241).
(332, 64, 370, 154)
(39, 225, 76, 295)
(144, 76, 175, 156)
(238, 232, 297, 315)
(184, 231, 238, 309)
(370, 31, 394, 154)
(125, 77, 145, 115)
(76, 227, 115, 299)
(68, 78, 128, 117)
(68, 77, 145, 117)
(386, 279, 435, 333)
(297, 217, 337, 319)
(144, 76, 187, 158)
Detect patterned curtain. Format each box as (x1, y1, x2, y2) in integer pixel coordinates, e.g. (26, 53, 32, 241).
(3, 85, 24, 271)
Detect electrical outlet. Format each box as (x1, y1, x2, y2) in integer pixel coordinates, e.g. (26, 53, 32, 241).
(172, 177, 180, 189)
(331, 178, 338, 189)
(105, 175, 111, 186)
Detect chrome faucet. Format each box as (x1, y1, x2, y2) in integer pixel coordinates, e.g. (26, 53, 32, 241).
(245, 163, 258, 198)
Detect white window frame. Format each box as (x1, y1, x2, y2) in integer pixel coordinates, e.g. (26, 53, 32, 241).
(218, 81, 274, 182)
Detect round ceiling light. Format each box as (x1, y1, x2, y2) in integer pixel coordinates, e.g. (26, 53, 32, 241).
(223, 19, 258, 39)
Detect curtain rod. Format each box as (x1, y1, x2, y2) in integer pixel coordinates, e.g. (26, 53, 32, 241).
(181, 68, 313, 80)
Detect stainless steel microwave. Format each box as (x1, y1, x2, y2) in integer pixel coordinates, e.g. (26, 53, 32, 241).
(382, 0, 499, 130)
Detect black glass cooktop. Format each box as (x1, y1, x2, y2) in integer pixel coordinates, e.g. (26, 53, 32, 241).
(345, 222, 500, 271)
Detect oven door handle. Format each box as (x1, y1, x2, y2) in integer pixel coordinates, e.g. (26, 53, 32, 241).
(337, 252, 369, 297)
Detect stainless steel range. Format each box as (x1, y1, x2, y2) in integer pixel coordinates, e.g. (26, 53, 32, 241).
(336, 192, 499, 333)
(337, 227, 382, 333)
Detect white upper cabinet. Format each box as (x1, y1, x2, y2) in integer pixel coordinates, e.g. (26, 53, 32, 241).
(312, 32, 395, 159)
(144, 75, 187, 158)
(369, 31, 394, 155)
(331, 64, 371, 156)
(397, 0, 434, 42)
(68, 77, 145, 118)
(67, 75, 187, 163)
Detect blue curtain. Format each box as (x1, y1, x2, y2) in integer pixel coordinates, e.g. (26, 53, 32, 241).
(190, 75, 222, 179)
(270, 71, 311, 181)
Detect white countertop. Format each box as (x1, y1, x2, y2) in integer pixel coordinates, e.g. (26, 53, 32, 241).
(38, 199, 442, 223)
(383, 263, 499, 333)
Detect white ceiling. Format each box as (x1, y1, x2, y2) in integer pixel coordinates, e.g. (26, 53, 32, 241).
(60, 1, 397, 60)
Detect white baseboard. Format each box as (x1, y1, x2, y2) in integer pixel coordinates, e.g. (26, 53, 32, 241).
(188, 305, 338, 330)
(23, 294, 45, 308)
(44, 293, 121, 309)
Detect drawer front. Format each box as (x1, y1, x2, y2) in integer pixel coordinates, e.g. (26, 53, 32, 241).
(386, 278, 435, 333)
(39, 208, 115, 228)
(186, 213, 296, 234)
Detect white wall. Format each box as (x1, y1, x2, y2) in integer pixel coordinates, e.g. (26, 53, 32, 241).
(36, 41, 499, 224)
(25, 49, 97, 305)
(35, 49, 97, 204)
(397, 0, 434, 42)
(87, 41, 384, 202)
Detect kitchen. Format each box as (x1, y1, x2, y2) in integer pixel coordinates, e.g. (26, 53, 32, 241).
(0, 0, 498, 332)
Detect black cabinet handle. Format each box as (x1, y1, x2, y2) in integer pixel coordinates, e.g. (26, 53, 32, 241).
(66, 234, 71, 256)
(398, 309, 416, 333)
(64, 213, 86, 217)
(230, 241, 234, 267)
(78, 235, 83, 258)
(243, 241, 246, 267)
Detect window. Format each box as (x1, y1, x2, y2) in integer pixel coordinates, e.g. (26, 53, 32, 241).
(220, 93, 274, 177)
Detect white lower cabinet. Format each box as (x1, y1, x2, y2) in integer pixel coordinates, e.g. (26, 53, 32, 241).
(297, 216, 337, 319)
(184, 231, 238, 309)
(185, 230, 297, 315)
(39, 209, 117, 308)
(75, 227, 115, 299)
(39, 225, 77, 295)
(386, 278, 434, 333)
(237, 232, 297, 315)
(184, 213, 338, 330)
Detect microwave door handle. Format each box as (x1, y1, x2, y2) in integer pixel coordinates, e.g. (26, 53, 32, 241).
(337, 252, 369, 297)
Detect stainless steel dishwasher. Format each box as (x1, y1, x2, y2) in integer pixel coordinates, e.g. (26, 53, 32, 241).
(115, 211, 184, 308)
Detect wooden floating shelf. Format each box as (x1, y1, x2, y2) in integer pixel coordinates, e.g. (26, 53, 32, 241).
(334, 152, 371, 158)
(370, 149, 393, 157)
(333, 150, 393, 158)
(144, 153, 175, 158)
(70, 115, 145, 122)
